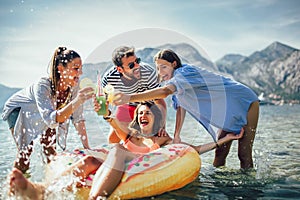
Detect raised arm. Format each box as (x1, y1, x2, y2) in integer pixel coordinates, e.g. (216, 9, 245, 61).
(190, 128, 245, 154)
(103, 112, 131, 142)
(93, 97, 130, 142)
(112, 85, 175, 106)
(57, 87, 94, 122)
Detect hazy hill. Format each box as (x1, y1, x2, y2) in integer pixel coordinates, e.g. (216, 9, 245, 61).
(0, 84, 21, 109)
(81, 41, 299, 103)
(80, 43, 217, 83)
(216, 41, 300, 102)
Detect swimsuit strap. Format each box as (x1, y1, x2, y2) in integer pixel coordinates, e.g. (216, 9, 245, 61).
(124, 138, 160, 154)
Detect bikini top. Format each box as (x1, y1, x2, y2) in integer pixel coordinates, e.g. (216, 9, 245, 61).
(124, 138, 160, 154)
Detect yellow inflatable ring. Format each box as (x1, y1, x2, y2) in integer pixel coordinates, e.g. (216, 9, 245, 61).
(46, 143, 201, 199)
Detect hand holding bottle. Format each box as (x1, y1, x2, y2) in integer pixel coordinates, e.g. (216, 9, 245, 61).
(95, 71, 107, 115)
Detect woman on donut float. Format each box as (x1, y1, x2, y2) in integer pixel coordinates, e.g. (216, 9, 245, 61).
(9, 101, 244, 199)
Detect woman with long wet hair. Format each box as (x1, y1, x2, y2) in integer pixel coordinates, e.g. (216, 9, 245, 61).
(2, 47, 94, 174)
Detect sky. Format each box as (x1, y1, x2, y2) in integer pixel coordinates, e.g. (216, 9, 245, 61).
(0, 0, 299, 88)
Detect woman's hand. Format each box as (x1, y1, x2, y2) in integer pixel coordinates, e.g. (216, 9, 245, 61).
(57, 87, 94, 123)
(93, 94, 101, 113)
(76, 87, 94, 104)
(155, 133, 171, 146)
(93, 96, 111, 116)
(157, 128, 168, 137)
(224, 128, 245, 141)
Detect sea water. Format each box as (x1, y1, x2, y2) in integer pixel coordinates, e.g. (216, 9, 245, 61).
(0, 104, 299, 199)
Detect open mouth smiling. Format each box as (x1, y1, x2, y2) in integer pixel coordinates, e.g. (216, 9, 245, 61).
(140, 119, 149, 126)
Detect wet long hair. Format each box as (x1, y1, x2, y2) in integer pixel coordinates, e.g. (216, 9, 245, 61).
(153, 49, 182, 69)
(49, 47, 81, 96)
(128, 101, 163, 136)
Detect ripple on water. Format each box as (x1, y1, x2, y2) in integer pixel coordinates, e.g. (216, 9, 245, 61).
(1, 105, 300, 199)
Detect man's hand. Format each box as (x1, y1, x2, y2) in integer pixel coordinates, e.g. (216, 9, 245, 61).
(112, 92, 130, 105)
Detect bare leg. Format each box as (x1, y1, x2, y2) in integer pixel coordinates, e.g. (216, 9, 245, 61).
(40, 128, 56, 163)
(213, 130, 233, 167)
(89, 144, 137, 199)
(61, 155, 103, 187)
(9, 155, 105, 199)
(9, 168, 45, 199)
(238, 101, 259, 169)
(11, 127, 33, 174)
(14, 145, 33, 174)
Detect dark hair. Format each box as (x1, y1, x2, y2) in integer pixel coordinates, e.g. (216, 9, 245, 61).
(112, 46, 135, 67)
(153, 49, 182, 69)
(49, 47, 81, 95)
(129, 101, 163, 135)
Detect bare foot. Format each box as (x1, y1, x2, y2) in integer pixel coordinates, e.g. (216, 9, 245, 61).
(9, 168, 45, 200)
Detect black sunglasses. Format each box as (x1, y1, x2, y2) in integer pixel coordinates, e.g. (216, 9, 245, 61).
(123, 57, 141, 69)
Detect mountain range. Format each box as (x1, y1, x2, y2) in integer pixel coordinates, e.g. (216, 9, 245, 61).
(216, 41, 299, 104)
(0, 84, 21, 110)
(80, 41, 300, 105)
(1, 41, 299, 109)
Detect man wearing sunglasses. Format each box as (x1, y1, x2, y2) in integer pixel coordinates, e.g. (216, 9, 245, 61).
(102, 46, 166, 143)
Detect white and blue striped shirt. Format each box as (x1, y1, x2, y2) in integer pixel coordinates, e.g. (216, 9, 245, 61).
(102, 62, 159, 94)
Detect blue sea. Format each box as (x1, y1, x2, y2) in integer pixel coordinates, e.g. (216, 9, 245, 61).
(0, 104, 300, 199)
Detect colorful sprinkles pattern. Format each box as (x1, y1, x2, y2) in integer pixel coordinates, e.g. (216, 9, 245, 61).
(123, 144, 191, 181)
(54, 144, 192, 186)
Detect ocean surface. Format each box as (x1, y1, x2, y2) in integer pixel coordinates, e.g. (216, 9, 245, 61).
(0, 104, 299, 199)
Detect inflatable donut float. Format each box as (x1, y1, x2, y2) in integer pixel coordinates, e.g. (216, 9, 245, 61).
(46, 143, 201, 199)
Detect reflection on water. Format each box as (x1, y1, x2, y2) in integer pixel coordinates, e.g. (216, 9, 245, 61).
(0, 105, 300, 199)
